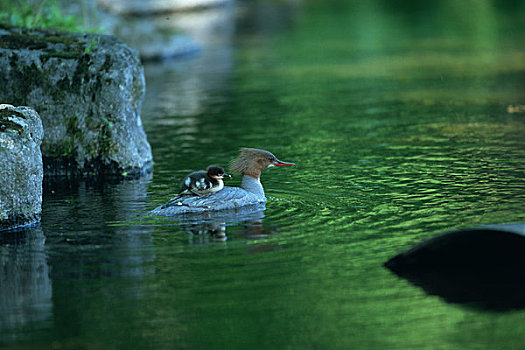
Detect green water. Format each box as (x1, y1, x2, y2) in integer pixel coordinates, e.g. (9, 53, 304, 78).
(2, 1, 525, 349)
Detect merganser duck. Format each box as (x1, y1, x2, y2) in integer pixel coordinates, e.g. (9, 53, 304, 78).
(150, 148, 295, 215)
(179, 166, 231, 196)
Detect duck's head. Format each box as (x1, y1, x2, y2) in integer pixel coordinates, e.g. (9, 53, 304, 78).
(229, 148, 295, 178)
(206, 165, 231, 180)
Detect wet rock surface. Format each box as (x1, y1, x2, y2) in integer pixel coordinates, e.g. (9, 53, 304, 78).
(0, 105, 44, 231)
(0, 25, 152, 176)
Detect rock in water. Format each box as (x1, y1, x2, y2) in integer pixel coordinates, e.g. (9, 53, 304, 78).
(384, 223, 525, 311)
(0, 25, 152, 176)
(97, 0, 230, 15)
(0, 104, 44, 230)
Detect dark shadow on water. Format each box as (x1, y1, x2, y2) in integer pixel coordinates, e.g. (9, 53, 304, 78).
(385, 223, 525, 312)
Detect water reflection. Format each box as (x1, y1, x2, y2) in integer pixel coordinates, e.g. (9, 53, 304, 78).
(385, 223, 525, 311)
(0, 226, 52, 342)
(152, 203, 269, 241)
(43, 175, 155, 280)
(0, 176, 160, 345)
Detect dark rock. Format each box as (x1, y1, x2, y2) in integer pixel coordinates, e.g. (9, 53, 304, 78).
(0, 26, 152, 176)
(0, 104, 43, 231)
(385, 223, 525, 311)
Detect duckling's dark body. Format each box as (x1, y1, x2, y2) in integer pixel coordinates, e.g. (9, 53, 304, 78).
(179, 166, 230, 196)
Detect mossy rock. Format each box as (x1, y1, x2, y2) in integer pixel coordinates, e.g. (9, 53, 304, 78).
(0, 26, 152, 176)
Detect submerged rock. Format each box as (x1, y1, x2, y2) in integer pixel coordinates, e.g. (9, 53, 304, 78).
(0, 25, 152, 176)
(385, 223, 525, 311)
(0, 105, 44, 230)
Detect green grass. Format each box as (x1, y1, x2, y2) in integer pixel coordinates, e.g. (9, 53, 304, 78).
(0, 0, 84, 32)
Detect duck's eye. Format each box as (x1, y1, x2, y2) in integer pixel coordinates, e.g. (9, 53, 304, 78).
(268, 157, 275, 161)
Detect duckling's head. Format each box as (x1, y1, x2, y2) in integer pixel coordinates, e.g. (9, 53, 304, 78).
(229, 148, 295, 178)
(206, 165, 231, 180)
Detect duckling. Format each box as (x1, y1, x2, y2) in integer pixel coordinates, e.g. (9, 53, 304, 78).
(179, 165, 231, 196)
(153, 148, 295, 214)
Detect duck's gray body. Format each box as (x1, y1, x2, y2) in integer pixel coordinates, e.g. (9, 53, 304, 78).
(149, 148, 294, 217)
(149, 176, 266, 216)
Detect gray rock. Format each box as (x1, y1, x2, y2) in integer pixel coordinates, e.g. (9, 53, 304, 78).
(0, 26, 152, 176)
(97, 0, 230, 15)
(98, 13, 201, 61)
(0, 104, 43, 230)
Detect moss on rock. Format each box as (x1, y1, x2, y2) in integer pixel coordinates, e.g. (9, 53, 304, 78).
(0, 108, 27, 134)
(0, 26, 152, 177)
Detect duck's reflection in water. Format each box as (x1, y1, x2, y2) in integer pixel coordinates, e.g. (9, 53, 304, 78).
(168, 204, 270, 242)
